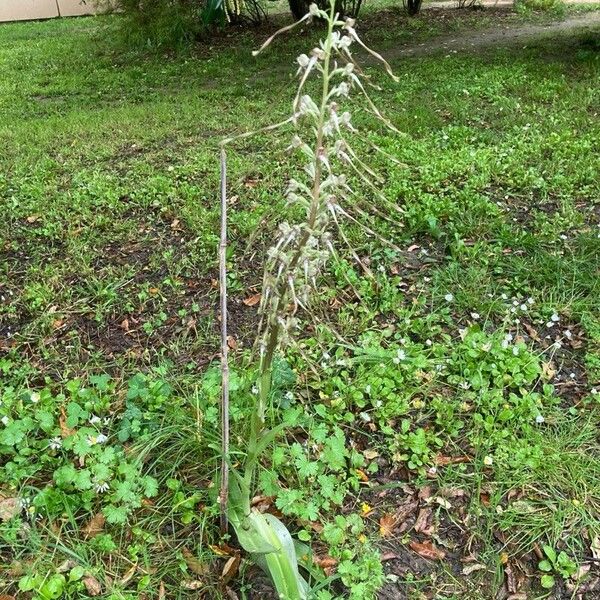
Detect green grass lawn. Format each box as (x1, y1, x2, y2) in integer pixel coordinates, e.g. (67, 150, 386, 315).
(1, 6, 600, 599)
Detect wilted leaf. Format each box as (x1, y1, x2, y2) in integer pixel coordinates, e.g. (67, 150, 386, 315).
(82, 513, 105, 539)
(221, 554, 241, 585)
(363, 449, 379, 460)
(26, 215, 40, 223)
(56, 560, 77, 573)
(413, 508, 433, 535)
(462, 563, 486, 575)
(541, 362, 556, 380)
(409, 540, 446, 560)
(209, 543, 237, 556)
(83, 576, 101, 596)
(0, 595, 16, 600)
(59, 406, 75, 438)
(226, 336, 238, 350)
(313, 555, 337, 575)
(181, 580, 204, 590)
(158, 581, 166, 600)
(434, 454, 471, 466)
(379, 513, 397, 538)
(435, 497, 451, 510)
(242, 293, 262, 307)
(355, 469, 369, 482)
(0, 498, 20, 522)
(591, 536, 600, 560)
(183, 548, 210, 576)
(119, 564, 137, 586)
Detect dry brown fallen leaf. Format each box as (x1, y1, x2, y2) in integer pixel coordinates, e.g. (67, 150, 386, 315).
(379, 513, 398, 538)
(59, 406, 75, 438)
(242, 293, 261, 307)
(409, 540, 446, 561)
(0, 595, 16, 600)
(413, 508, 433, 535)
(380, 498, 419, 538)
(82, 513, 105, 540)
(541, 361, 556, 380)
(158, 581, 166, 600)
(221, 554, 241, 586)
(83, 576, 102, 596)
(181, 580, 204, 590)
(462, 563, 486, 576)
(0, 498, 20, 522)
(313, 555, 337, 576)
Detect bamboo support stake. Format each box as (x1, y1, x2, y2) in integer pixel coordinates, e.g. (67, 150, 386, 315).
(219, 147, 230, 536)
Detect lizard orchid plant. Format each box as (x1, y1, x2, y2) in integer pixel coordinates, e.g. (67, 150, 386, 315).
(219, 3, 400, 597)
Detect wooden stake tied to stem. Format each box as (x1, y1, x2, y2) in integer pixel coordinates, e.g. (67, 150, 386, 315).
(219, 147, 229, 536)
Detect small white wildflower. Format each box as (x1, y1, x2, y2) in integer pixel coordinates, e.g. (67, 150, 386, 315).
(251, 386, 259, 395)
(564, 330, 572, 339)
(553, 341, 563, 349)
(471, 312, 480, 320)
(96, 433, 108, 444)
(483, 455, 494, 466)
(528, 297, 535, 305)
(551, 313, 560, 322)
(95, 482, 110, 494)
(520, 304, 528, 311)
(560, 234, 568, 240)
(30, 392, 40, 403)
(535, 414, 545, 424)
(591, 388, 598, 395)
(425, 339, 432, 347)
(323, 352, 331, 361)
(501, 293, 508, 300)
(501, 340, 510, 349)
(49, 437, 62, 450)
(512, 346, 520, 356)
(89, 415, 101, 425)
(546, 321, 555, 328)
(365, 385, 371, 394)
(459, 381, 470, 390)
(444, 293, 454, 302)
(1, 416, 9, 426)
(285, 391, 294, 401)
(570, 373, 576, 380)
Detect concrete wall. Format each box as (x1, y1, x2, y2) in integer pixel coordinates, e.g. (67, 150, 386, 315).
(0, 0, 101, 23)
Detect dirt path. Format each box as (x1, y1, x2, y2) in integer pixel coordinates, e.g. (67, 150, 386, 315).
(386, 11, 600, 58)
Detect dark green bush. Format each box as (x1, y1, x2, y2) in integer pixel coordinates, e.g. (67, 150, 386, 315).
(114, 0, 264, 48)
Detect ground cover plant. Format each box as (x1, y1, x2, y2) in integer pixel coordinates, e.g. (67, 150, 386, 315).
(1, 3, 600, 599)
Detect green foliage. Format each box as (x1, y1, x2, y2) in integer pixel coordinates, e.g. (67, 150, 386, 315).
(1, 7, 600, 600)
(515, 0, 565, 14)
(538, 544, 577, 588)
